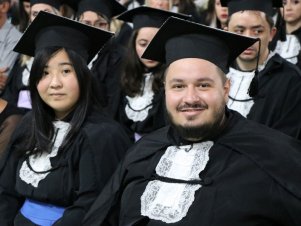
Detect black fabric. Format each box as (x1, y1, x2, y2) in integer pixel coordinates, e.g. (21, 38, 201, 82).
(117, 6, 191, 30)
(90, 38, 126, 121)
(118, 88, 168, 141)
(220, 0, 282, 16)
(13, 11, 113, 63)
(0, 103, 24, 126)
(83, 110, 301, 225)
(142, 17, 258, 73)
(0, 110, 132, 225)
(77, 0, 126, 20)
(235, 54, 301, 140)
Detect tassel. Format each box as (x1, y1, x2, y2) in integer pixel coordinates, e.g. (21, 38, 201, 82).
(248, 38, 261, 97)
(248, 70, 259, 97)
(278, 8, 287, 42)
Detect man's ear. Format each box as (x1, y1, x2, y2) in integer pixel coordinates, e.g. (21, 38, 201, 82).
(224, 78, 231, 103)
(269, 27, 277, 42)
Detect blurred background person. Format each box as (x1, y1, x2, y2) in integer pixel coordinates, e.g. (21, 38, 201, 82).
(18, 0, 30, 32)
(1, 0, 62, 111)
(145, 0, 172, 10)
(116, 6, 191, 141)
(0, 0, 22, 92)
(199, 0, 228, 28)
(171, 0, 202, 22)
(76, 0, 127, 120)
(274, 0, 301, 69)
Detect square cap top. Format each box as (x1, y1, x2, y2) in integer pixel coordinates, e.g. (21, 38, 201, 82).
(13, 11, 114, 63)
(221, 0, 283, 16)
(142, 16, 259, 74)
(77, 0, 126, 20)
(117, 6, 191, 30)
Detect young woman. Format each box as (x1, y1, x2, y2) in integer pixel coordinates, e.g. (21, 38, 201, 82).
(76, 0, 128, 120)
(274, 0, 301, 69)
(1, 0, 62, 111)
(0, 11, 131, 225)
(199, 0, 228, 29)
(116, 6, 191, 141)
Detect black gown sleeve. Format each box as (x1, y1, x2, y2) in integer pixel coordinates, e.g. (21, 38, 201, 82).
(53, 120, 132, 226)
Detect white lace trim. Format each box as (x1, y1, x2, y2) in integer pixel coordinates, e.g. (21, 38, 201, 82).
(227, 68, 255, 117)
(19, 121, 71, 188)
(141, 141, 213, 223)
(275, 34, 301, 64)
(227, 52, 275, 117)
(125, 73, 154, 122)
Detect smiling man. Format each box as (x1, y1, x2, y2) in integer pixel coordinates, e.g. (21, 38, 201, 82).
(222, 0, 301, 140)
(83, 17, 301, 226)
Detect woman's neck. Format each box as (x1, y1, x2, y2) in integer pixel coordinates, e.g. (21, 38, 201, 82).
(286, 20, 301, 34)
(236, 48, 270, 71)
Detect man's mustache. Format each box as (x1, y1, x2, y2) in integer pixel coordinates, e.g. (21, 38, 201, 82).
(177, 103, 208, 111)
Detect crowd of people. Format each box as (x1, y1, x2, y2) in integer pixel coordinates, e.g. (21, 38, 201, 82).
(0, 0, 300, 225)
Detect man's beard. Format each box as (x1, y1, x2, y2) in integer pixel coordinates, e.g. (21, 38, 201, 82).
(168, 102, 226, 141)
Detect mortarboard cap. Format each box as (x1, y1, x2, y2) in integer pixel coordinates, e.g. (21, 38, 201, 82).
(30, 0, 61, 10)
(142, 16, 258, 74)
(221, 0, 282, 16)
(13, 11, 114, 63)
(117, 6, 191, 30)
(77, 0, 126, 20)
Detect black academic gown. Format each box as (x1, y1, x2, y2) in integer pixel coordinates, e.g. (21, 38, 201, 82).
(238, 53, 301, 140)
(291, 27, 301, 69)
(0, 110, 132, 226)
(90, 39, 126, 120)
(0, 103, 24, 155)
(270, 26, 301, 70)
(83, 110, 301, 226)
(118, 88, 168, 141)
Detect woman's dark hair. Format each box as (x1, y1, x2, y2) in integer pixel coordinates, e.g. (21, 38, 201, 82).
(25, 46, 99, 155)
(198, 0, 222, 28)
(120, 29, 165, 97)
(18, 1, 30, 32)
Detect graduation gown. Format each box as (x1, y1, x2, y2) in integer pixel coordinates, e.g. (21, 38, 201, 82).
(90, 39, 126, 120)
(118, 87, 168, 142)
(0, 110, 132, 226)
(83, 110, 301, 226)
(229, 53, 301, 140)
(0, 103, 24, 155)
(271, 26, 301, 70)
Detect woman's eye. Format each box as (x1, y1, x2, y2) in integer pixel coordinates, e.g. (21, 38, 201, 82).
(43, 70, 49, 76)
(63, 69, 71, 74)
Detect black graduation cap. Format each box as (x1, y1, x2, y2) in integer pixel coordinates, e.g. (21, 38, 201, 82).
(30, 0, 61, 10)
(13, 11, 114, 63)
(116, 6, 192, 30)
(142, 16, 258, 74)
(60, 0, 78, 12)
(220, 0, 283, 16)
(77, 0, 126, 20)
